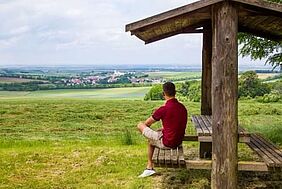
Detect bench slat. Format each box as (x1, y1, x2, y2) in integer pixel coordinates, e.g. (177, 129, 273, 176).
(248, 136, 275, 166)
(250, 134, 282, 167)
(246, 134, 282, 167)
(256, 134, 282, 160)
(158, 148, 165, 165)
(164, 149, 171, 165)
(178, 146, 185, 167)
(153, 147, 159, 164)
(171, 149, 178, 165)
(152, 146, 185, 168)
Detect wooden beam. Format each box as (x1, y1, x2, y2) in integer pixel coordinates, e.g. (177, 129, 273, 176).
(183, 135, 198, 141)
(239, 25, 282, 42)
(232, 0, 282, 14)
(198, 136, 250, 143)
(125, 0, 223, 32)
(201, 23, 212, 115)
(185, 160, 269, 172)
(211, 2, 239, 189)
(143, 22, 206, 44)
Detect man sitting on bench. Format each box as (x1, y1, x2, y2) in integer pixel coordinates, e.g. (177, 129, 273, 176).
(137, 82, 188, 177)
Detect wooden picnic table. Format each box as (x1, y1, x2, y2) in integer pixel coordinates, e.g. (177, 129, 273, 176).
(190, 115, 282, 169)
(153, 114, 282, 171)
(190, 115, 250, 158)
(191, 115, 250, 143)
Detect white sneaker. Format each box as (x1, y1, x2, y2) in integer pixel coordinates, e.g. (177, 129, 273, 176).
(138, 169, 156, 178)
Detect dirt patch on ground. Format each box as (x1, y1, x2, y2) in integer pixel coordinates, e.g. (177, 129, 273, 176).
(153, 169, 282, 189)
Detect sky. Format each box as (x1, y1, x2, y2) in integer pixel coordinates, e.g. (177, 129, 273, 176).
(0, 0, 270, 68)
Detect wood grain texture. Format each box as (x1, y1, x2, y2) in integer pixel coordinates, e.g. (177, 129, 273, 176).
(126, 0, 282, 43)
(185, 160, 268, 171)
(211, 2, 239, 189)
(201, 23, 212, 115)
(246, 133, 282, 167)
(152, 146, 185, 168)
(125, 0, 220, 32)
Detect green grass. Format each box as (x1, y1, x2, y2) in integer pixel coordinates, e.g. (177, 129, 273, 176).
(0, 87, 150, 100)
(0, 96, 281, 188)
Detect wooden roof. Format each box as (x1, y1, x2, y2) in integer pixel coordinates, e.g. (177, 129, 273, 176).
(125, 0, 282, 44)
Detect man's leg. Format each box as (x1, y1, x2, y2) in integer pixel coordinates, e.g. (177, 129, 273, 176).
(147, 142, 155, 169)
(137, 122, 156, 169)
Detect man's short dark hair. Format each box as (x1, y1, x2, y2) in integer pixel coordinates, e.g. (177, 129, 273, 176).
(163, 82, 176, 97)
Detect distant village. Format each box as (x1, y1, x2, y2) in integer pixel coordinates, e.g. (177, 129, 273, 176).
(62, 71, 165, 86)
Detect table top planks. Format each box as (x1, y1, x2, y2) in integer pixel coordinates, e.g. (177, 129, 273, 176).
(191, 115, 250, 142)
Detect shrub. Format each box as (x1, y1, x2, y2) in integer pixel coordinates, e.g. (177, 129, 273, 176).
(239, 71, 271, 98)
(256, 91, 282, 103)
(144, 84, 164, 101)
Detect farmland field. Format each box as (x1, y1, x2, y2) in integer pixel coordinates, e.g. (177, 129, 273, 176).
(0, 77, 45, 84)
(0, 91, 282, 188)
(145, 71, 201, 80)
(0, 87, 150, 100)
(257, 73, 280, 80)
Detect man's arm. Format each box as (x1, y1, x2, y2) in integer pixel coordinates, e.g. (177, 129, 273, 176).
(137, 116, 157, 133)
(144, 116, 157, 127)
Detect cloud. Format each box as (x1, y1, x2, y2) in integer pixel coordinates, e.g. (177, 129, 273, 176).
(0, 0, 266, 67)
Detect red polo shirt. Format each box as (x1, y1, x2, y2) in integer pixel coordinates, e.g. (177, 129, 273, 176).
(152, 98, 187, 148)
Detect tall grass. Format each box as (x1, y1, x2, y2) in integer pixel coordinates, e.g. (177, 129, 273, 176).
(0, 98, 281, 188)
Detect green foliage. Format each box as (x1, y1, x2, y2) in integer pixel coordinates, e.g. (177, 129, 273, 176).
(144, 81, 201, 102)
(238, 33, 282, 69)
(238, 0, 282, 69)
(177, 81, 201, 102)
(273, 80, 282, 94)
(144, 84, 164, 100)
(186, 81, 201, 102)
(239, 71, 271, 98)
(256, 91, 282, 103)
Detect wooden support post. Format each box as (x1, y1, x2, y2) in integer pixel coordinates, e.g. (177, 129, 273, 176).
(211, 2, 238, 189)
(200, 23, 213, 159)
(201, 23, 212, 116)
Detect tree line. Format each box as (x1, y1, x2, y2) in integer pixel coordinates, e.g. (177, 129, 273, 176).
(144, 71, 282, 103)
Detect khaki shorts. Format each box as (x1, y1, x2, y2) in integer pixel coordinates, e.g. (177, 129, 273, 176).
(142, 127, 171, 149)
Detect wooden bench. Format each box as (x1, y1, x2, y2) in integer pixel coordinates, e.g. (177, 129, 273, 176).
(152, 145, 269, 172)
(246, 133, 282, 169)
(152, 146, 186, 168)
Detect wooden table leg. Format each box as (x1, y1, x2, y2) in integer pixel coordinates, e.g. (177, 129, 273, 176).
(200, 142, 212, 159)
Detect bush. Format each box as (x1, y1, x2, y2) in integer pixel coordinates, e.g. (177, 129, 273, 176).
(239, 71, 271, 98)
(144, 84, 164, 101)
(256, 91, 282, 103)
(187, 81, 201, 102)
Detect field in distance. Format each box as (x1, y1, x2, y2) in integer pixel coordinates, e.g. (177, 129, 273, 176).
(0, 77, 47, 83)
(0, 87, 150, 99)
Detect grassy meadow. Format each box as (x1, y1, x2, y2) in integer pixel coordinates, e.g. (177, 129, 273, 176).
(0, 90, 282, 188)
(0, 87, 151, 100)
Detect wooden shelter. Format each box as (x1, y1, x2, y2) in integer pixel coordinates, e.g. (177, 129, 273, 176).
(126, 0, 282, 188)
